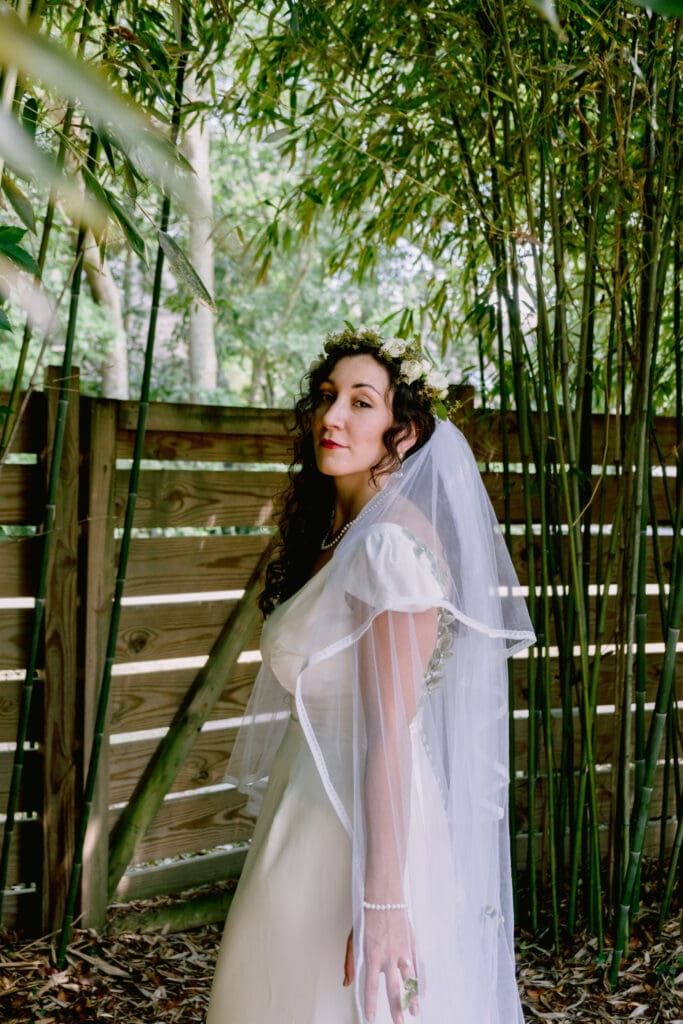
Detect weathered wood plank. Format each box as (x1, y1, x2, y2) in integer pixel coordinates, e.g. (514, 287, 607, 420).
(117, 402, 291, 438)
(110, 662, 258, 733)
(511, 649, 672, 707)
(460, 409, 681, 468)
(0, 465, 44, 524)
(514, 763, 681, 828)
(114, 468, 286, 529)
(481, 471, 675, 524)
(115, 600, 261, 664)
(0, 389, 46, 455)
(110, 788, 253, 866)
(121, 534, 271, 597)
(514, 819, 677, 861)
(42, 367, 80, 933)
(0, 680, 44, 743)
(0, 536, 39, 597)
(80, 398, 118, 929)
(109, 728, 238, 804)
(115, 404, 292, 463)
(511, 707, 672, 771)
(0, 608, 32, 672)
(114, 846, 247, 902)
(0, 749, 42, 808)
(117, 428, 294, 463)
(507, 533, 677, 585)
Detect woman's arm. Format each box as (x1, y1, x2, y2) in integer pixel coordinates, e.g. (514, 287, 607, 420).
(357, 607, 437, 1024)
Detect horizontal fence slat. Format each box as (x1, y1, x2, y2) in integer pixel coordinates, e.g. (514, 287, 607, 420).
(514, 764, 681, 828)
(115, 601, 261, 664)
(0, 536, 39, 597)
(111, 788, 253, 866)
(117, 402, 291, 438)
(512, 708, 674, 771)
(482, 472, 675, 525)
(0, 390, 45, 454)
(110, 728, 237, 804)
(110, 663, 257, 734)
(114, 846, 247, 902)
(120, 534, 271, 597)
(507, 534, 676, 586)
(511, 650, 672, 707)
(460, 409, 681, 468)
(114, 468, 286, 529)
(514, 819, 678, 862)
(0, 819, 41, 888)
(0, 750, 42, 808)
(0, 466, 44, 525)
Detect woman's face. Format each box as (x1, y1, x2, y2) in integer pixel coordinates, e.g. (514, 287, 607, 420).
(312, 354, 396, 492)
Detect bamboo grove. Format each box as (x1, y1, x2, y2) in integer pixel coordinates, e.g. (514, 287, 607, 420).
(1, 0, 682, 984)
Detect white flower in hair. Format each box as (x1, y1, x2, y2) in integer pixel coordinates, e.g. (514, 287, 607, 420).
(427, 369, 449, 395)
(402, 359, 425, 384)
(382, 336, 408, 358)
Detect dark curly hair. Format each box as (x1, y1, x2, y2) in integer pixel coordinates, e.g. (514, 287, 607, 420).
(259, 341, 436, 615)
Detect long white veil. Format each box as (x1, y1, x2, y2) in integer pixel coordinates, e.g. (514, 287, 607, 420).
(228, 418, 535, 1023)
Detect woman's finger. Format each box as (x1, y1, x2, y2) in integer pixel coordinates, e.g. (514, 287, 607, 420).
(364, 963, 379, 1023)
(386, 966, 405, 1024)
(343, 930, 354, 987)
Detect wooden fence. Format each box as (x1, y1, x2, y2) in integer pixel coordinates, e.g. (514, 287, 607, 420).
(0, 374, 680, 935)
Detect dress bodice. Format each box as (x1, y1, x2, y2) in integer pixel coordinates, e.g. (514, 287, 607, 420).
(260, 561, 333, 697)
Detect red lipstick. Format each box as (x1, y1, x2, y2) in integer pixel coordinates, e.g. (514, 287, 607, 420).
(320, 439, 344, 449)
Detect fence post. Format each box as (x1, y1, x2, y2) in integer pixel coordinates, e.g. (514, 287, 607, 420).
(42, 366, 80, 933)
(80, 396, 118, 929)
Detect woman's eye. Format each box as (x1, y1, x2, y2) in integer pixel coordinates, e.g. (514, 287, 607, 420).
(355, 399, 372, 409)
(318, 392, 334, 403)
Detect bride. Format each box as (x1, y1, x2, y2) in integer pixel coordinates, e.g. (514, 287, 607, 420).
(206, 325, 535, 1024)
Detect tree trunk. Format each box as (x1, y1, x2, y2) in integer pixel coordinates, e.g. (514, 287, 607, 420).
(182, 78, 217, 399)
(83, 234, 129, 399)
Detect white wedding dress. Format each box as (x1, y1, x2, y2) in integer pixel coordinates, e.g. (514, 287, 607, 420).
(206, 531, 454, 1024)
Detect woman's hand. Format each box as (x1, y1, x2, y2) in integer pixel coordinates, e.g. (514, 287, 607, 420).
(343, 916, 419, 1024)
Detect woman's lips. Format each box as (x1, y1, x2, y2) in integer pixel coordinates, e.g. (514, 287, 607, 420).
(320, 439, 344, 449)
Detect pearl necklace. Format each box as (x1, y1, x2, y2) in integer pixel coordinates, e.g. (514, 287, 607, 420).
(320, 501, 373, 550)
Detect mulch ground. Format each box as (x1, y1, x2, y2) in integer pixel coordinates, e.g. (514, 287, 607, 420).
(0, 896, 681, 1022)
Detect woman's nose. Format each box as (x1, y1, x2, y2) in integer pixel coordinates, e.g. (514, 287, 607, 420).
(321, 398, 344, 426)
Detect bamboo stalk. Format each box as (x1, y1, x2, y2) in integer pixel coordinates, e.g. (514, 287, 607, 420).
(0, 125, 96, 914)
(106, 537, 275, 898)
(56, 19, 189, 963)
(108, 889, 235, 936)
(609, 545, 683, 986)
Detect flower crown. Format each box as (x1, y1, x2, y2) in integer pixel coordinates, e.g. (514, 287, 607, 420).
(318, 324, 449, 404)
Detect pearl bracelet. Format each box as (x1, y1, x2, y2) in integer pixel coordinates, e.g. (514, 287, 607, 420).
(362, 900, 408, 911)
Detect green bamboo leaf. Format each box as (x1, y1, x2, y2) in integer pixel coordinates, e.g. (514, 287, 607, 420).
(0, 108, 106, 231)
(0, 308, 12, 332)
(0, 241, 39, 275)
(80, 166, 147, 260)
(157, 229, 216, 310)
(264, 127, 291, 144)
(105, 192, 147, 261)
(0, 6, 195, 211)
(1, 174, 36, 231)
(0, 226, 26, 245)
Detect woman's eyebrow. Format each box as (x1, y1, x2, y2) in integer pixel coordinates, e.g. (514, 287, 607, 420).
(351, 382, 381, 395)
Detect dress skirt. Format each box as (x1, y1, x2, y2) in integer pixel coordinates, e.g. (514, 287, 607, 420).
(206, 714, 357, 1024)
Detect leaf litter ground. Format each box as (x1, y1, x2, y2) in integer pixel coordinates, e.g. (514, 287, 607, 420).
(0, 885, 680, 1023)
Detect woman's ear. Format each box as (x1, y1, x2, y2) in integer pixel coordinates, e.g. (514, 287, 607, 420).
(396, 421, 418, 459)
